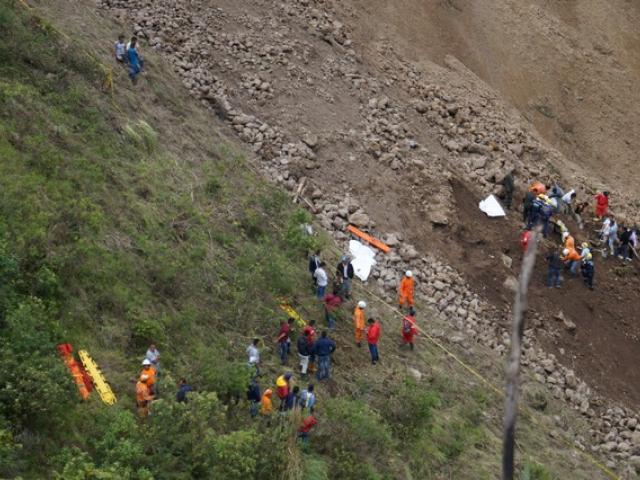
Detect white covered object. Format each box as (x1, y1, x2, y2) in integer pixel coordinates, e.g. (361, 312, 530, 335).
(479, 194, 506, 217)
(349, 240, 377, 281)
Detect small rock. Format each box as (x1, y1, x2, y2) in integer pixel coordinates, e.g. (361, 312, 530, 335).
(348, 212, 371, 228)
(408, 367, 422, 381)
(503, 275, 519, 292)
(501, 254, 513, 268)
(302, 133, 319, 149)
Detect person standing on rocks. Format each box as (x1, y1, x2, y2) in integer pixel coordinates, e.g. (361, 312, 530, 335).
(336, 256, 354, 299)
(500, 170, 515, 210)
(401, 307, 418, 350)
(594, 191, 609, 220)
(398, 270, 415, 311)
(366, 318, 381, 365)
(545, 249, 563, 288)
(353, 301, 366, 347)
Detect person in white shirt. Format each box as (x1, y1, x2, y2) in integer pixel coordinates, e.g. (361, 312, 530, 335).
(246, 338, 261, 375)
(145, 344, 160, 373)
(561, 189, 576, 214)
(313, 262, 328, 299)
(114, 34, 126, 62)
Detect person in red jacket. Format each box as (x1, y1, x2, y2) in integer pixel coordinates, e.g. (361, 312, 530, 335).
(595, 191, 609, 219)
(298, 415, 318, 444)
(401, 308, 418, 350)
(276, 372, 292, 411)
(366, 318, 381, 365)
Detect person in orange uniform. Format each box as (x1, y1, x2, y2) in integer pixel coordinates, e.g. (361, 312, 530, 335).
(401, 307, 418, 350)
(260, 388, 273, 416)
(141, 358, 157, 395)
(561, 247, 581, 277)
(562, 231, 575, 251)
(136, 374, 154, 417)
(353, 301, 366, 347)
(398, 270, 415, 310)
(529, 181, 547, 195)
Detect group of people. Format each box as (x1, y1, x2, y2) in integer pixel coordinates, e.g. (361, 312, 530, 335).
(114, 34, 144, 84)
(519, 179, 637, 291)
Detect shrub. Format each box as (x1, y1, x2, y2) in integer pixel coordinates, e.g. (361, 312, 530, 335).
(208, 430, 260, 479)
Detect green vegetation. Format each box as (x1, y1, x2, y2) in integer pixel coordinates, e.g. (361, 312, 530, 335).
(0, 1, 610, 479)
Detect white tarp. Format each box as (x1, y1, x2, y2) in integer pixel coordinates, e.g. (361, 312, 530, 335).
(349, 240, 377, 281)
(479, 194, 506, 217)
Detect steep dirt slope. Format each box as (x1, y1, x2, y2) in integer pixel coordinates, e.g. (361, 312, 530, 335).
(345, 0, 640, 194)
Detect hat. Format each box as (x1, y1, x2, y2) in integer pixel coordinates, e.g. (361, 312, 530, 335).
(284, 372, 293, 380)
(405, 270, 412, 277)
(142, 359, 152, 366)
(358, 301, 366, 309)
(341, 255, 349, 262)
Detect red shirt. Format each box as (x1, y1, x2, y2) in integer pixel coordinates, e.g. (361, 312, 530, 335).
(303, 325, 316, 344)
(323, 293, 342, 312)
(277, 323, 291, 343)
(299, 415, 318, 433)
(367, 322, 381, 345)
(595, 193, 609, 208)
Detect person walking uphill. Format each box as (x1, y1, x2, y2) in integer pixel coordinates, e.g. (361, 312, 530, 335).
(141, 358, 158, 395)
(353, 301, 366, 347)
(398, 270, 415, 310)
(545, 249, 563, 288)
(313, 331, 336, 380)
(336, 256, 354, 299)
(260, 389, 274, 417)
(366, 318, 381, 365)
(126, 37, 142, 84)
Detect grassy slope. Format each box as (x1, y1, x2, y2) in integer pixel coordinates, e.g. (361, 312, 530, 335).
(0, 1, 609, 479)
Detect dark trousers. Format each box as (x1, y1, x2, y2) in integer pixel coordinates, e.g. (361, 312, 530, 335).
(368, 343, 379, 363)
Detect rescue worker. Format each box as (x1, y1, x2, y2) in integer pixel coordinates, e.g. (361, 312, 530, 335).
(313, 331, 336, 380)
(398, 270, 415, 310)
(562, 231, 575, 251)
(545, 249, 563, 288)
(353, 301, 366, 347)
(297, 330, 312, 378)
(401, 307, 418, 350)
(581, 253, 595, 290)
(336, 256, 354, 299)
(298, 415, 318, 444)
(276, 318, 294, 365)
(579, 242, 591, 261)
(529, 181, 547, 195)
(561, 247, 581, 277)
(276, 372, 292, 411)
(141, 358, 157, 395)
(595, 191, 609, 219)
(136, 374, 154, 417)
(260, 388, 274, 417)
(366, 318, 381, 365)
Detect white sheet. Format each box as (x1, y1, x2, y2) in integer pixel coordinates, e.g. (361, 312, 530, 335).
(479, 194, 506, 217)
(349, 240, 377, 281)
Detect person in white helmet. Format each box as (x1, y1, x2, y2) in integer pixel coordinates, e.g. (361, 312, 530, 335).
(398, 270, 415, 311)
(141, 358, 158, 395)
(353, 301, 366, 347)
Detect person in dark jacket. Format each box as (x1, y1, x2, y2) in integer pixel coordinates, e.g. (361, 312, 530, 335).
(176, 378, 193, 403)
(581, 254, 595, 290)
(308, 250, 321, 286)
(247, 377, 261, 417)
(546, 249, 563, 288)
(336, 256, 355, 299)
(297, 331, 312, 378)
(313, 331, 336, 380)
(522, 191, 535, 225)
(501, 171, 515, 210)
(617, 227, 633, 261)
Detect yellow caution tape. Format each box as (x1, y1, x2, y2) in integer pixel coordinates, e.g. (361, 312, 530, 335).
(279, 301, 306, 327)
(78, 350, 117, 405)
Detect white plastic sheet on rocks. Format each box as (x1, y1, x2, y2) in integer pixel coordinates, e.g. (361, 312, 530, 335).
(479, 194, 506, 217)
(349, 240, 377, 281)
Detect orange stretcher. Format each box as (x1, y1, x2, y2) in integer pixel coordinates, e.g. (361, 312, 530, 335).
(57, 343, 93, 400)
(346, 225, 391, 253)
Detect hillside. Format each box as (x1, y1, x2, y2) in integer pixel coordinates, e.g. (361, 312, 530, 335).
(0, 0, 638, 479)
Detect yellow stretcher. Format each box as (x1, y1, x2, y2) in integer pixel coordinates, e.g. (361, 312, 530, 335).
(78, 350, 117, 405)
(279, 301, 307, 327)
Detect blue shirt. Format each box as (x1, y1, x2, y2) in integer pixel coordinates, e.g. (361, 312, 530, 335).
(127, 47, 140, 68)
(176, 384, 193, 402)
(313, 337, 336, 356)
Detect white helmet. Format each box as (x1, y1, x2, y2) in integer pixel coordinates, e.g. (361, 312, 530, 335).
(358, 301, 366, 309)
(562, 248, 569, 256)
(562, 232, 569, 240)
(405, 270, 413, 277)
(142, 358, 152, 366)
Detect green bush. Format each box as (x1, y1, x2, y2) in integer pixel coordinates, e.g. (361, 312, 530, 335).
(209, 430, 260, 479)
